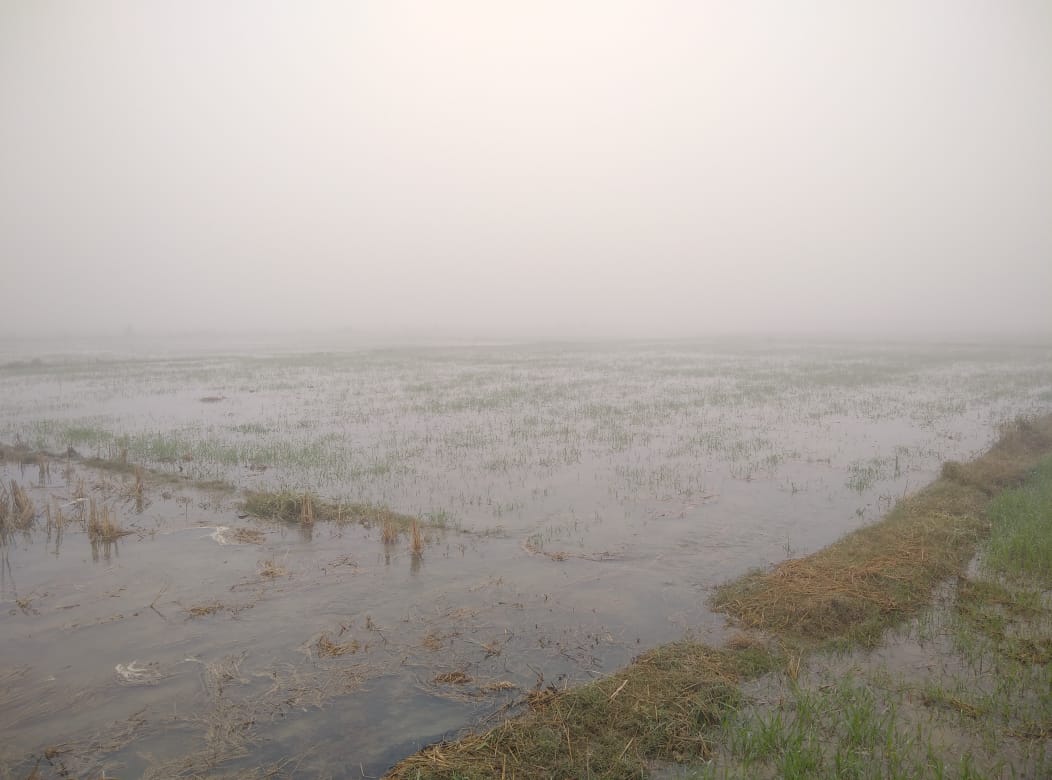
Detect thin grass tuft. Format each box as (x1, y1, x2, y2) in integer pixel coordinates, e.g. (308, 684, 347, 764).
(410, 519, 424, 555)
(0, 482, 10, 540)
(87, 499, 130, 542)
(299, 491, 314, 525)
(381, 518, 399, 544)
(10, 481, 35, 529)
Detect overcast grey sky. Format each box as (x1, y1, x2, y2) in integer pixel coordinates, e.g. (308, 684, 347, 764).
(2, 1, 1050, 340)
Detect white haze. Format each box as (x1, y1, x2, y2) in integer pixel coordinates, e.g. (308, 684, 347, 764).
(1, 1, 1050, 341)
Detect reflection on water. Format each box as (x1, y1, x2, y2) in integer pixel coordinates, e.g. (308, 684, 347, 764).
(0, 548, 14, 603)
(0, 466, 714, 777)
(90, 537, 121, 563)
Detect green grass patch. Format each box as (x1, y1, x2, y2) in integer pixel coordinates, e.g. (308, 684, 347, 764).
(241, 489, 420, 530)
(950, 455, 1052, 666)
(716, 677, 922, 779)
(984, 457, 1052, 584)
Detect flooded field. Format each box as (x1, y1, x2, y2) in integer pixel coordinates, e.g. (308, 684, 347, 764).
(1, 337, 1050, 778)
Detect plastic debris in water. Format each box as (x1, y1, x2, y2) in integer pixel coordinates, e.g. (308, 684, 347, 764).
(115, 660, 162, 685)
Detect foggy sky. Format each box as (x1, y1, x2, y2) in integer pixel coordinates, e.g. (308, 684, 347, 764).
(2, 1, 1050, 340)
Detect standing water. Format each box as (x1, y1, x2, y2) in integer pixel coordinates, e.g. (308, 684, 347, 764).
(1, 338, 1050, 777)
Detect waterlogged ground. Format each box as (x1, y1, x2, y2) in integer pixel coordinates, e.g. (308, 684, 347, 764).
(1, 337, 1050, 777)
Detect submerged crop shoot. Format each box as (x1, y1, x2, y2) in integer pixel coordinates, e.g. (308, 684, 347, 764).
(0, 343, 1049, 778)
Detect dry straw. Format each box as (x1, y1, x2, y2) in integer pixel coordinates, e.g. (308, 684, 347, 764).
(410, 520, 424, 555)
(317, 633, 359, 657)
(87, 499, 130, 542)
(258, 558, 288, 578)
(711, 414, 1052, 645)
(10, 481, 35, 529)
(299, 491, 315, 525)
(387, 641, 774, 779)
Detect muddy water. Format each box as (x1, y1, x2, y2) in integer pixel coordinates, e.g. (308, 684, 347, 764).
(0, 470, 719, 777)
(1, 339, 1050, 776)
(2, 458, 732, 774)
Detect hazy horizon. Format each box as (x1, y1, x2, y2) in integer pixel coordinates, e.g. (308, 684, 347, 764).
(3, 2, 1050, 341)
